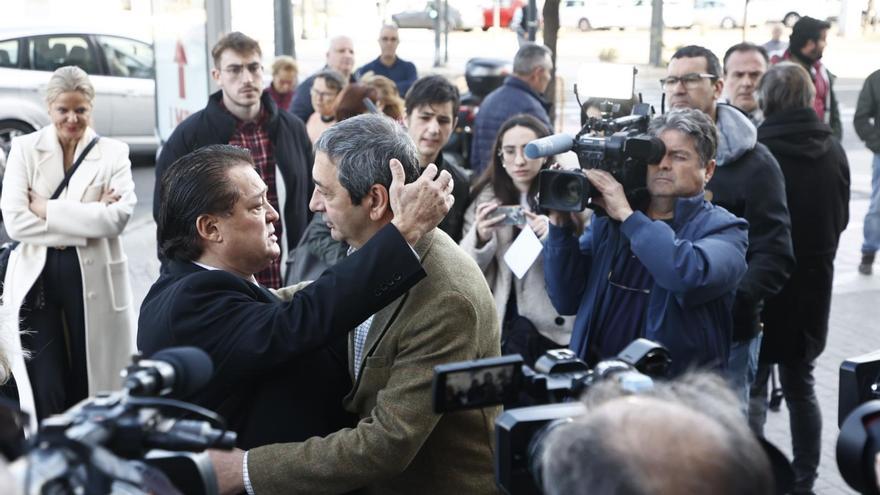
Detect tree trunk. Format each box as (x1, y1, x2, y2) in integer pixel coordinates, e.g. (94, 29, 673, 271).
(542, 0, 560, 126)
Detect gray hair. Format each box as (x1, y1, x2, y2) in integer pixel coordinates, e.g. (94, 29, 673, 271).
(512, 42, 552, 76)
(314, 114, 420, 204)
(45, 65, 95, 105)
(649, 108, 718, 166)
(542, 372, 774, 495)
(757, 61, 815, 118)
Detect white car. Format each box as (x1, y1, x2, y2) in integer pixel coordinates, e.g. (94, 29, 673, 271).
(561, 0, 695, 31)
(0, 26, 157, 158)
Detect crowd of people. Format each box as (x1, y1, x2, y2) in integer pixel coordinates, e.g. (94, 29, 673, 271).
(0, 14, 878, 495)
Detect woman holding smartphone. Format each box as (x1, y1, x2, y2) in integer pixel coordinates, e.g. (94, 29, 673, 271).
(460, 114, 574, 364)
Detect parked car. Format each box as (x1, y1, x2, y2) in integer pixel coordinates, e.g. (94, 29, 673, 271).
(694, 0, 749, 29)
(747, 0, 841, 27)
(391, 1, 481, 31)
(0, 26, 157, 158)
(560, 0, 694, 31)
(481, 0, 525, 30)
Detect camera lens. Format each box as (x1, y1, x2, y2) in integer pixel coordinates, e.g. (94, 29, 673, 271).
(551, 175, 584, 209)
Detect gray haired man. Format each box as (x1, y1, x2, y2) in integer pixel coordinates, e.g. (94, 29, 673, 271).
(211, 114, 500, 495)
(470, 42, 553, 174)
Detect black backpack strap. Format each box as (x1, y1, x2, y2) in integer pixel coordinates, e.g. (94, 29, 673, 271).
(50, 136, 100, 200)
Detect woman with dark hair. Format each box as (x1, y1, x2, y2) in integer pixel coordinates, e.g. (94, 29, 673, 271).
(334, 83, 380, 122)
(460, 114, 573, 364)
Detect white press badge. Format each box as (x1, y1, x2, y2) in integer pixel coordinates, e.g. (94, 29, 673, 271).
(503, 225, 543, 279)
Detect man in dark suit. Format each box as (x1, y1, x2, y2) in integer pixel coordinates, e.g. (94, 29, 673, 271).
(137, 143, 454, 449)
(211, 114, 500, 494)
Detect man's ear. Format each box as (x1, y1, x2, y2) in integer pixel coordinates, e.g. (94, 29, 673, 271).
(210, 67, 221, 84)
(713, 77, 724, 101)
(366, 183, 391, 220)
(196, 214, 223, 244)
(704, 159, 717, 185)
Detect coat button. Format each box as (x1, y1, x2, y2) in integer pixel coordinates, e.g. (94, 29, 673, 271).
(394, 274, 402, 281)
(84, 258, 93, 265)
(555, 316, 565, 326)
(87, 292, 96, 299)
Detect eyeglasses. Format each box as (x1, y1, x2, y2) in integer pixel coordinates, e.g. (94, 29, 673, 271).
(310, 88, 338, 100)
(659, 73, 718, 89)
(222, 62, 263, 79)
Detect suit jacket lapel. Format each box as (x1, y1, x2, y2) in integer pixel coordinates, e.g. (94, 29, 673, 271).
(353, 230, 436, 383)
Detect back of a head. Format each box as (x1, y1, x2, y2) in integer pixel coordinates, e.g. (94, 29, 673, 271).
(334, 83, 379, 122)
(671, 45, 722, 78)
(757, 61, 815, 118)
(513, 42, 552, 77)
(542, 373, 774, 495)
(314, 114, 419, 204)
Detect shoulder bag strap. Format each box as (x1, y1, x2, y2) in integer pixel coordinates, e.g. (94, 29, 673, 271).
(49, 136, 101, 200)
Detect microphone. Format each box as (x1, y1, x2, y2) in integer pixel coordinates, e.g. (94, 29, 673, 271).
(524, 133, 574, 159)
(124, 347, 213, 398)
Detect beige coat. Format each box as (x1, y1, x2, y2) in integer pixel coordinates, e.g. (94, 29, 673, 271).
(0, 125, 136, 429)
(460, 185, 573, 345)
(249, 229, 501, 494)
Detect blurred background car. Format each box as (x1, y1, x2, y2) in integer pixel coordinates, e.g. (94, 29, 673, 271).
(0, 26, 157, 158)
(480, 0, 525, 31)
(560, 0, 694, 31)
(391, 1, 481, 31)
(693, 0, 752, 29)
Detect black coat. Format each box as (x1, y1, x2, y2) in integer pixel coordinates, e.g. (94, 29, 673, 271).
(706, 110, 795, 343)
(154, 91, 314, 255)
(758, 107, 850, 363)
(137, 224, 426, 449)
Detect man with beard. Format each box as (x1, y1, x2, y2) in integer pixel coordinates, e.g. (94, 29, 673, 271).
(772, 16, 841, 140)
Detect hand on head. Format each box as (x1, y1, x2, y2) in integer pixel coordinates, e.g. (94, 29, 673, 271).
(388, 159, 454, 245)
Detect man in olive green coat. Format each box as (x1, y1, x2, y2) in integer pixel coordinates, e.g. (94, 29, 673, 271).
(212, 114, 500, 494)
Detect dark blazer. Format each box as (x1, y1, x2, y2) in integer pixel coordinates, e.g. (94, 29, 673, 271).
(154, 91, 314, 255)
(137, 224, 426, 449)
(758, 107, 850, 363)
(248, 229, 500, 494)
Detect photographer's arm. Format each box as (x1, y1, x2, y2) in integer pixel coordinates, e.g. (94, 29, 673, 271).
(621, 212, 749, 305)
(544, 218, 593, 315)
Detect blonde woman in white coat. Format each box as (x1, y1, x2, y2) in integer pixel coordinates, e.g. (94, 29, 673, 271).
(0, 66, 135, 426)
(460, 114, 575, 365)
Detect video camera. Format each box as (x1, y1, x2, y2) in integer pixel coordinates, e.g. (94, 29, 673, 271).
(524, 64, 666, 213)
(837, 349, 880, 494)
(5, 346, 236, 495)
(432, 339, 671, 495)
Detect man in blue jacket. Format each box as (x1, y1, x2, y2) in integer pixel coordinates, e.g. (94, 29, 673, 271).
(469, 42, 552, 174)
(544, 108, 748, 375)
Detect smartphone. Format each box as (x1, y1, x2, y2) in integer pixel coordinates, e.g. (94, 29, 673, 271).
(495, 206, 526, 226)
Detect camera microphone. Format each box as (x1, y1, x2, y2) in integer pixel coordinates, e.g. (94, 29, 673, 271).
(524, 134, 574, 160)
(124, 347, 214, 398)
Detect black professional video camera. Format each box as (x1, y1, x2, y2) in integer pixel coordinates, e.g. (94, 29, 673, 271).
(6, 347, 236, 495)
(432, 339, 671, 495)
(525, 101, 666, 213)
(837, 349, 880, 494)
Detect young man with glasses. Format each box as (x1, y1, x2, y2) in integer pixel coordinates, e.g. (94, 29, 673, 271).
(543, 109, 748, 376)
(154, 32, 314, 288)
(663, 45, 793, 409)
(356, 25, 418, 96)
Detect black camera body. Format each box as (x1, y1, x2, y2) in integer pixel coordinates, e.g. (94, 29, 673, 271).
(8, 347, 235, 495)
(837, 349, 880, 494)
(433, 339, 671, 495)
(529, 102, 665, 213)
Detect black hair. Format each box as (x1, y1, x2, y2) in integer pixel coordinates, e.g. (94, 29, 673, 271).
(789, 16, 831, 53)
(722, 42, 769, 74)
(157, 145, 253, 261)
(671, 45, 722, 77)
(404, 75, 460, 117)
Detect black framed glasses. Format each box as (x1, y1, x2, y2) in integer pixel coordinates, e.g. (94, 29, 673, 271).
(659, 73, 718, 89)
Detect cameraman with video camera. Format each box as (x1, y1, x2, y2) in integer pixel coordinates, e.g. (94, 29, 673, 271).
(544, 108, 748, 375)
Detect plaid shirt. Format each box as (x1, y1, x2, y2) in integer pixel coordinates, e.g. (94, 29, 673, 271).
(226, 105, 284, 289)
